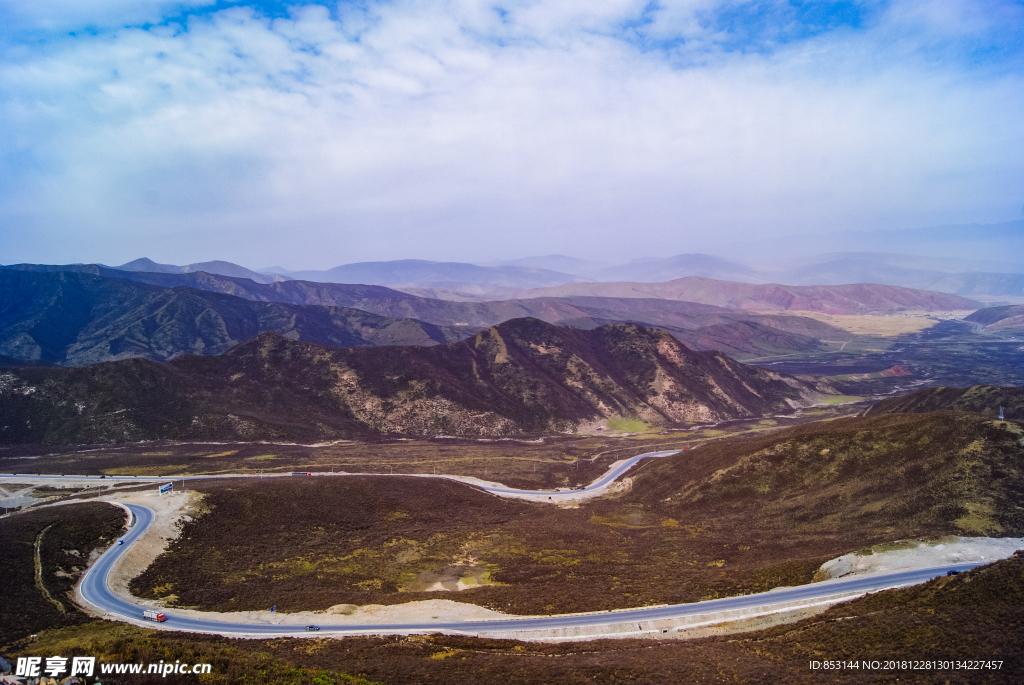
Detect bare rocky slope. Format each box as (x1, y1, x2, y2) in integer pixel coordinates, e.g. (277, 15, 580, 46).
(0, 318, 831, 444)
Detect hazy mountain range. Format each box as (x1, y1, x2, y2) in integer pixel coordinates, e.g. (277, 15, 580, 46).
(70, 245, 1024, 301)
(16, 220, 1024, 300)
(1, 265, 980, 367)
(510, 278, 979, 312)
(0, 270, 472, 366)
(0, 319, 831, 444)
(276, 259, 581, 293)
(115, 257, 291, 285)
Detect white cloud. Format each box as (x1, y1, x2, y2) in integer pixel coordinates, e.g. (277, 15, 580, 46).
(0, 0, 1022, 266)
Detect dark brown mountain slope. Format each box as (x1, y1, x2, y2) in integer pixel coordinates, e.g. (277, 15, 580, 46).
(965, 304, 1024, 332)
(2, 265, 852, 358)
(864, 384, 1024, 420)
(0, 319, 830, 444)
(0, 270, 471, 365)
(623, 411, 1024, 541)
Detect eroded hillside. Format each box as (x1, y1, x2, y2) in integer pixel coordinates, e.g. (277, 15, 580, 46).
(0, 319, 830, 443)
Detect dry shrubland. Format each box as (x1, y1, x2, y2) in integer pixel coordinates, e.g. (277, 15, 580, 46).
(133, 412, 1024, 615)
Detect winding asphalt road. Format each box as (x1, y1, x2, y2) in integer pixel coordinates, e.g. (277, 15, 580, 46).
(10, 453, 982, 637)
(2, 448, 682, 499)
(78, 502, 982, 637)
(479, 449, 680, 496)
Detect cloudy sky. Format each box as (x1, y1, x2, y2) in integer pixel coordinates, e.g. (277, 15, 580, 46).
(1, 0, 1022, 269)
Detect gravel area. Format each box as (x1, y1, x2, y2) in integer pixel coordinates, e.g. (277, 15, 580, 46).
(819, 536, 1024, 580)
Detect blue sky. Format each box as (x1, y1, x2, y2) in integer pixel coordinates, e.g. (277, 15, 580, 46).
(1, 0, 1022, 268)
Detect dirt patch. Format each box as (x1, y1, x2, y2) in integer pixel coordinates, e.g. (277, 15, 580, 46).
(157, 598, 510, 628)
(772, 311, 960, 337)
(102, 489, 201, 606)
(818, 536, 1024, 579)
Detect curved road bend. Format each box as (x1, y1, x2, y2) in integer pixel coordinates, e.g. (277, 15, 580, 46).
(480, 449, 680, 496)
(81, 503, 980, 638)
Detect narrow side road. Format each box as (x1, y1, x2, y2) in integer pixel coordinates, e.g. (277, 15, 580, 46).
(1, 449, 682, 504)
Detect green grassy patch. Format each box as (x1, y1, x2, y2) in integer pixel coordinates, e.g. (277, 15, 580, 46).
(28, 485, 84, 497)
(821, 395, 865, 405)
(605, 417, 651, 433)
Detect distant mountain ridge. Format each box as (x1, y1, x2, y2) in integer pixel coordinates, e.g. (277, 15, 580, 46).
(0, 266, 856, 362)
(511, 277, 980, 314)
(280, 259, 581, 291)
(489, 254, 611, 274)
(0, 319, 832, 444)
(114, 257, 291, 284)
(0, 270, 472, 366)
(586, 254, 763, 284)
(28, 246, 1024, 299)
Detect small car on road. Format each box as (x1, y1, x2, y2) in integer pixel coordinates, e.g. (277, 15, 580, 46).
(306, 625, 320, 632)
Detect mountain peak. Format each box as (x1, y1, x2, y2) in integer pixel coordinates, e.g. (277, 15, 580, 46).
(116, 257, 176, 272)
(0, 316, 831, 444)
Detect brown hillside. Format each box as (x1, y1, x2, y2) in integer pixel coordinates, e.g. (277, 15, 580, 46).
(514, 276, 980, 314)
(864, 384, 1024, 420)
(965, 304, 1024, 332)
(0, 318, 828, 444)
(131, 412, 1024, 616)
